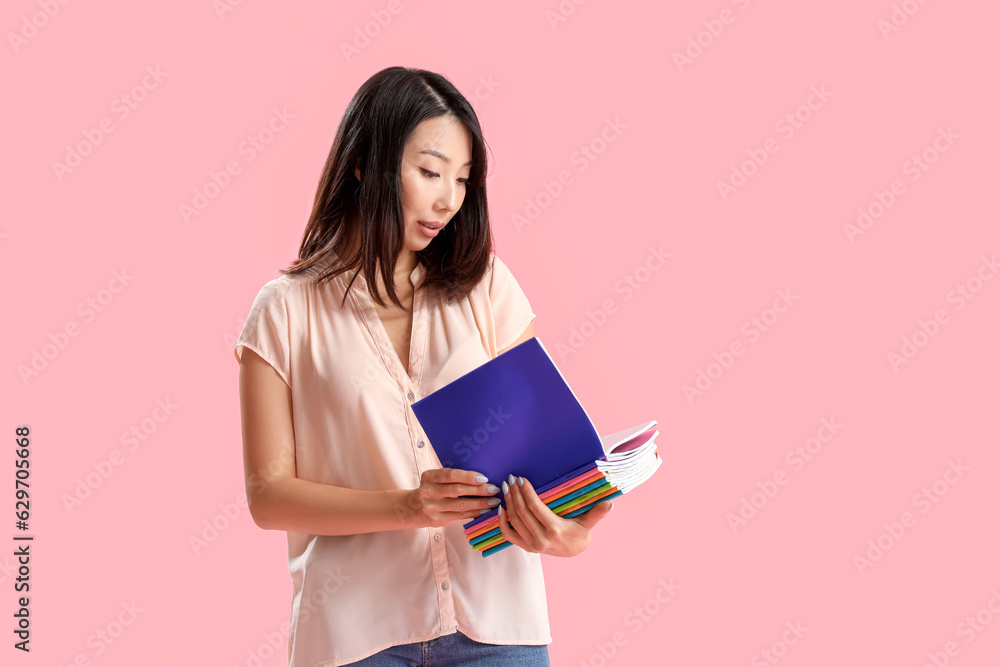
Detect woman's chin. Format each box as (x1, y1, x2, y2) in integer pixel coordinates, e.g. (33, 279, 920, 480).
(406, 230, 434, 250)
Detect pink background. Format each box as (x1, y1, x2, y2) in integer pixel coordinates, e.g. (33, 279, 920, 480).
(4, 1, 999, 665)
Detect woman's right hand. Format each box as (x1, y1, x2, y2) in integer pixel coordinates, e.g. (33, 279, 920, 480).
(405, 468, 502, 528)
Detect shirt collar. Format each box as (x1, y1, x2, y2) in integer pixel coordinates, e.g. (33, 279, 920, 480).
(322, 249, 426, 290)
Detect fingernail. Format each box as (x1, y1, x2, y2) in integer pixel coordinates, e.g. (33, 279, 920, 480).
(502, 480, 509, 494)
(508, 473, 515, 486)
(518, 476, 524, 487)
(486, 484, 500, 494)
(475, 474, 488, 483)
(479, 508, 490, 514)
(487, 497, 501, 506)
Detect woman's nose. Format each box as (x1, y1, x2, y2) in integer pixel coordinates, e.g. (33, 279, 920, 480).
(437, 181, 460, 212)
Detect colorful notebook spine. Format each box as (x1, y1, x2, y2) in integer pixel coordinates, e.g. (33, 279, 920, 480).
(463, 452, 657, 557)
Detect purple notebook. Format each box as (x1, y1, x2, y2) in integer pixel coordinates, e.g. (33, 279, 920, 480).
(410, 337, 617, 530)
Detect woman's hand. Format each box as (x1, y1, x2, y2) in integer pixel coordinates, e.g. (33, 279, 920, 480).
(404, 468, 502, 528)
(497, 474, 613, 557)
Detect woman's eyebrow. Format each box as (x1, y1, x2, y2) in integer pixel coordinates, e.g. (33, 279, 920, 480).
(417, 148, 473, 167)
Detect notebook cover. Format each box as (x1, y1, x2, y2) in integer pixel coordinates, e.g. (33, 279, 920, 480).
(410, 337, 605, 507)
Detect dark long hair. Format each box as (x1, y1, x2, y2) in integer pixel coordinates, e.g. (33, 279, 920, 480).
(282, 67, 494, 310)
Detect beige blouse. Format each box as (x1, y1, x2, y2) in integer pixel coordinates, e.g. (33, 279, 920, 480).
(234, 251, 550, 666)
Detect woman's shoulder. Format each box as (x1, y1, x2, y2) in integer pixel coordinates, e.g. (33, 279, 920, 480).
(482, 253, 528, 298)
(468, 253, 510, 289)
(254, 257, 339, 297)
(249, 273, 296, 300)
(448, 254, 501, 304)
(243, 269, 319, 316)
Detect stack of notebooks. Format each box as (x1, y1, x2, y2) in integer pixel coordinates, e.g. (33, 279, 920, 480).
(411, 337, 662, 557)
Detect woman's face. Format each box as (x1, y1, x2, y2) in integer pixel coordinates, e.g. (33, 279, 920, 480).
(398, 115, 473, 253)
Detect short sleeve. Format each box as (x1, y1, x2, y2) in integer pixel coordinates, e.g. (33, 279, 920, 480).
(488, 255, 536, 352)
(233, 279, 291, 387)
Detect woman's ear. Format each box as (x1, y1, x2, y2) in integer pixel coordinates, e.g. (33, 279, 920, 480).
(354, 165, 361, 181)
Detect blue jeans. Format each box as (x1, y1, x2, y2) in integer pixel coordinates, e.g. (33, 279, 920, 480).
(342, 630, 551, 666)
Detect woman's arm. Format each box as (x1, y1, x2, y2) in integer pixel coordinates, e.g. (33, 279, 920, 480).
(239, 347, 497, 535)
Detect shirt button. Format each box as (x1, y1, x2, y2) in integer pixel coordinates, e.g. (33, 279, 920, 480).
(434, 533, 442, 542)
(407, 391, 414, 400)
(441, 582, 449, 591)
(417, 440, 425, 448)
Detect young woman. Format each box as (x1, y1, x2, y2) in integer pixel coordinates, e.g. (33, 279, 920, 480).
(235, 66, 613, 667)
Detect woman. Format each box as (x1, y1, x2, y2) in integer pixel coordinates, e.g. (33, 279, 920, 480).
(235, 66, 613, 667)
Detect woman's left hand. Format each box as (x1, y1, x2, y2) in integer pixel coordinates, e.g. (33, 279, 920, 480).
(496, 474, 613, 557)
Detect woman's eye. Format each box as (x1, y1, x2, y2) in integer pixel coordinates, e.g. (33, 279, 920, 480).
(421, 168, 467, 185)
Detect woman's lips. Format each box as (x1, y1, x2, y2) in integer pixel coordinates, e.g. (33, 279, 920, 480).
(418, 221, 441, 238)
